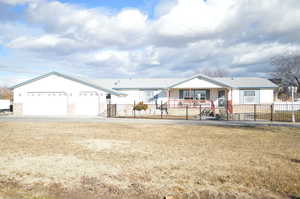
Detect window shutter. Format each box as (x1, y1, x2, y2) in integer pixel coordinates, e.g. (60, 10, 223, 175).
(179, 90, 183, 99)
(206, 89, 210, 100)
(255, 90, 260, 104)
(239, 90, 244, 104)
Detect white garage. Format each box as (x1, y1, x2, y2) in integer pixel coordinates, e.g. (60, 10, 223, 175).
(23, 92, 68, 116)
(11, 72, 123, 116)
(74, 92, 100, 116)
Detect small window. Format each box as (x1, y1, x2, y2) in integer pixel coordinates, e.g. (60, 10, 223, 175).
(244, 91, 255, 97)
(241, 90, 260, 104)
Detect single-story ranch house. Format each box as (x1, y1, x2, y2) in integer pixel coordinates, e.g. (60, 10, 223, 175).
(11, 72, 278, 116)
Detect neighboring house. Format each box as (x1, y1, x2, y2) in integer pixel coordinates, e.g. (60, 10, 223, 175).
(11, 72, 277, 116)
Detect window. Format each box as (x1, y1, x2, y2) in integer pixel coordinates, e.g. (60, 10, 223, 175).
(195, 90, 207, 100)
(179, 89, 210, 100)
(240, 90, 260, 104)
(182, 90, 193, 99)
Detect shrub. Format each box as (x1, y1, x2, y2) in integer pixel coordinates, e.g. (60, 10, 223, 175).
(133, 102, 148, 111)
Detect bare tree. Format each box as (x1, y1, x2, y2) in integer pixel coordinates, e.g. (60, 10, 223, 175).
(0, 87, 12, 100)
(200, 67, 230, 77)
(271, 53, 300, 88)
(271, 53, 300, 99)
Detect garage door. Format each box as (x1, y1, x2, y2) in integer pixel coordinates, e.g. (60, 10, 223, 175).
(75, 92, 99, 116)
(23, 92, 68, 116)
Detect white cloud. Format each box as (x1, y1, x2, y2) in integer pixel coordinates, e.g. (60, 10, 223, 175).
(153, 0, 234, 37)
(7, 34, 76, 49)
(232, 43, 300, 65)
(0, 0, 38, 5)
(23, 0, 149, 49)
(1, 0, 300, 80)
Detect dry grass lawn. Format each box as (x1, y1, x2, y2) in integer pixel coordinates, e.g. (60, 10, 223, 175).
(0, 122, 299, 199)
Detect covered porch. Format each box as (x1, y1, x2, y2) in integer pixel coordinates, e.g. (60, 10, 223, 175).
(167, 88, 230, 109)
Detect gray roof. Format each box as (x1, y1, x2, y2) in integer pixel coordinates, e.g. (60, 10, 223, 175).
(215, 77, 278, 88)
(11, 72, 278, 93)
(86, 78, 185, 89)
(91, 76, 277, 89)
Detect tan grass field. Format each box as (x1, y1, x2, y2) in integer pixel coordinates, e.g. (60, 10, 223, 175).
(0, 122, 299, 199)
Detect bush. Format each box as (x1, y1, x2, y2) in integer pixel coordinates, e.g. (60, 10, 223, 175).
(133, 102, 148, 111)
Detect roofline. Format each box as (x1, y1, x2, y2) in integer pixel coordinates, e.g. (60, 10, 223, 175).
(113, 87, 167, 90)
(236, 86, 278, 89)
(168, 73, 231, 88)
(10, 72, 124, 96)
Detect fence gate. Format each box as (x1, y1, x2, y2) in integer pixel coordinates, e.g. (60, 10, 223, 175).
(107, 104, 117, 118)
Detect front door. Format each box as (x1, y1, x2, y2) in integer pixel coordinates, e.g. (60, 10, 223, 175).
(218, 90, 226, 107)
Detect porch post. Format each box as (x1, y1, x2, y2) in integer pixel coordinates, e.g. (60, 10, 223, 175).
(168, 89, 170, 108)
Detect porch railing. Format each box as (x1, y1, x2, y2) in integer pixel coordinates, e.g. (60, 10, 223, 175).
(168, 99, 211, 108)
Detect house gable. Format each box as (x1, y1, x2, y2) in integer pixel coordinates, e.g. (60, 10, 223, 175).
(11, 72, 123, 95)
(14, 74, 101, 93)
(173, 78, 223, 88)
(171, 77, 227, 88)
(168, 74, 230, 89)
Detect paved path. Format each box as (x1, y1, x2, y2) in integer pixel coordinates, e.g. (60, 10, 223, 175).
(0, 116, 300, 128)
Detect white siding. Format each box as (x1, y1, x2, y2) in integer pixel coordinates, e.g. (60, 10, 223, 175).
(173, 78, 222, 88)
(260, 89, 274, 104)
(231, 89, 240, 104)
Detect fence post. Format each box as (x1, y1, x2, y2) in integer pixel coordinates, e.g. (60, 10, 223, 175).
(226, 104, 229, 121)
(160, 100, 163, 119)
(134, 100, 136, 119)
(107, 104, 109, 118)
(107, 100, 111, 118)
(254, 104, 257, 121)
(270, 104, 273, 122)
(199, 105, 202, 120)
(186, 105, 188, 120)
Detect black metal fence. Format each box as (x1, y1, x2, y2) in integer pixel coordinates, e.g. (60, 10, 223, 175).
(107, 104, 117, 118)
(231, 104, 300, 122)
(108, 102, 300, 123)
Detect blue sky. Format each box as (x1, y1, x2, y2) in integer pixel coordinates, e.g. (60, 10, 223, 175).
(59, 0, 160, 14)
(0, 0, 299, 86)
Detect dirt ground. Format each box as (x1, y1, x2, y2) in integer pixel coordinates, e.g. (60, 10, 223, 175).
(0, 122, 299, 199)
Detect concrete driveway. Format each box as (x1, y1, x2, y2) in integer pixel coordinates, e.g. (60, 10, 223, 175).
(0, 115, 300, 128)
